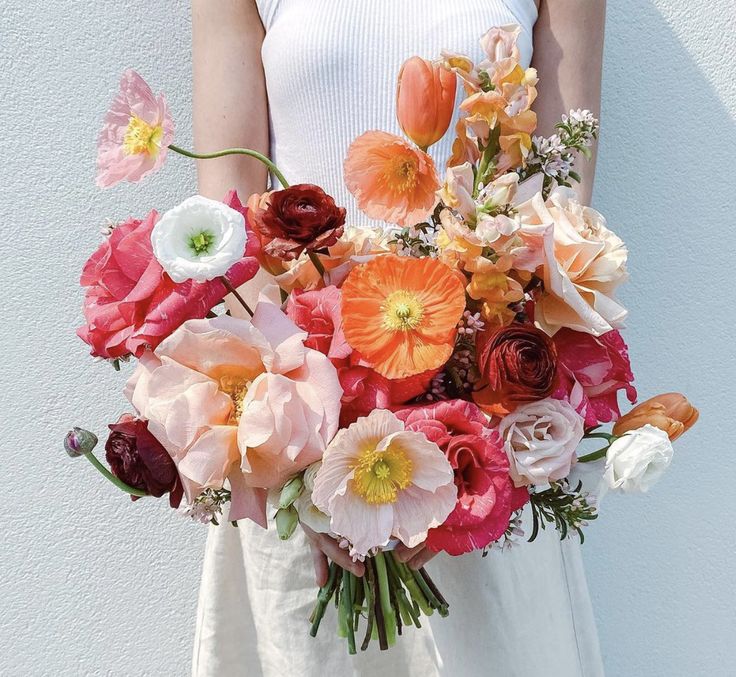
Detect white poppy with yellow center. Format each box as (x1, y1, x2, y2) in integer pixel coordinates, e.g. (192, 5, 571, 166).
(311, 409, 457, 558)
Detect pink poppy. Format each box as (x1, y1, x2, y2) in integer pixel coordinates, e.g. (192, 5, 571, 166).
(96, 69, 174, 188)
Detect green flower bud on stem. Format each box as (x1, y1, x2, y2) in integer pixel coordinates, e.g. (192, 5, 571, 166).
(64, 427, 98, 457)
(278, 475, 304, 509)
(275, 505, 299, 540)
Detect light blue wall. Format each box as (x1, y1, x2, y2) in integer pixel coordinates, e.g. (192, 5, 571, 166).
(1, 1, 733, 675)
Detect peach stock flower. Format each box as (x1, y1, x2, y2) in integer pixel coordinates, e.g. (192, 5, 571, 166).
(613, 393, 698, 441)
(341, 255, 466, 379)
(518, 188, 629, 336)
(96, 69, 174, 188)
(344, 131, 440, 226)
(125, 302, 342, 526)
(396, 57, 457, 149)
(311, 409, 457, 557)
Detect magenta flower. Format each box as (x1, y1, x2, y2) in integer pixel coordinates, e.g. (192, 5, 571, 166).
(96, 69, 174, 188)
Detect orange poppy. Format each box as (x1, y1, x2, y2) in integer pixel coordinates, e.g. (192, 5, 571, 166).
(343, 131, 440, 226)
(341, 254, 466, 379)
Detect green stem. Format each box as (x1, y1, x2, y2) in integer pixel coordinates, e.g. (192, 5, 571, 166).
(361, 559, 377, 651)
(392, 558, 433, 616)
(83, 452, 147, 497)
(583, 432, 616, 442)
(373, 552, 397, 647)
(309, 562, 338, 637)
(307, 250, 326, 277)
(578, 446, 609, 463)
(342, 571, 357, 654)
(168, 144, 289, 189)
(220, 277, 254, 317)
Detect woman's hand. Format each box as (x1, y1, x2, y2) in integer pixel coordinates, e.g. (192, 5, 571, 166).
(302, 524, 365, 587)
(393, 541, 439, 570)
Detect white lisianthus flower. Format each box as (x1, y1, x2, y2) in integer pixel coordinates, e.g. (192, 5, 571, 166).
(151, 195, 247, 283)
(603, 424, 674, 493)
(497, 398, 585, 487)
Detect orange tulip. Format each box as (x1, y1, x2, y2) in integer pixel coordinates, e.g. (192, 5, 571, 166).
(613, 393, 698, 441)
(396, 57, 457, 150)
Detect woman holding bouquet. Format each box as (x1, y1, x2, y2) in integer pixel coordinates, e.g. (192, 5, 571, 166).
(191, 1, 606, 675)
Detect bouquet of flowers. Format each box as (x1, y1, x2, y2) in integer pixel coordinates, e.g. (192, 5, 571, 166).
(67, 25, 698, 654)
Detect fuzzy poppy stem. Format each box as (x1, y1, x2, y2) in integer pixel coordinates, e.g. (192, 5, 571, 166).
(168, 144, 289, 189)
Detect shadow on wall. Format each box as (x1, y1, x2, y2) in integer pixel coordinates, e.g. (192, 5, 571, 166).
(588, 2, 735, 677)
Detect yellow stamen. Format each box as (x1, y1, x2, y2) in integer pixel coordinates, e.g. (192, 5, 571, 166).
(352, 442, 413, 504)
(220, 376, 253, 424)
(385, 156, 419, 193)
(382, 290, 424, 331)
(123, 115, 163, 156)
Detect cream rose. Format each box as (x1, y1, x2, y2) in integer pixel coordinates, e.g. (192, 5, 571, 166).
(497, 397, 585, 487)
(603, 424, 674, 493)
(517, 187, 628, 336)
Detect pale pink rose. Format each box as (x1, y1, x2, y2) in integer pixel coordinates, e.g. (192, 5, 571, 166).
(285, 286, 351, 362)
(96, 69, 174, 188)
(553, 328, 637, 426)
(312, 409, 457, 557)
(125, 302, 342, 525)
(497, 397, 585, 487)
(517, 188, 628, 335)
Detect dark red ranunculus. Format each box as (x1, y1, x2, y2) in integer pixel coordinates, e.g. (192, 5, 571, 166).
(396, 400, 529, 555)
(251, 184, 346, 260)
(105, 414, 183, 507)
(473, 323, 557, 415)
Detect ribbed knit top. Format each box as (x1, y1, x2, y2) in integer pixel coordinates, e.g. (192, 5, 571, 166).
(256, 0, 538, 226)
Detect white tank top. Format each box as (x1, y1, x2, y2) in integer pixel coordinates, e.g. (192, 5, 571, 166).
(255, 0, 538, 225)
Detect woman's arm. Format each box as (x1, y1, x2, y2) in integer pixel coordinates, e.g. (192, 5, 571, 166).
(531, 0, 606, 205)
(192, 0, 363, 586)
(192, 0, 269, 199)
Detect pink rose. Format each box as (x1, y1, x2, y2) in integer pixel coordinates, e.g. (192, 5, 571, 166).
(396, 400, 528, 555)
(338, 361, 435, 427)
(77, 191, 260, 359)
(553, 328, 637, 426)
(285, 286, 351, 362)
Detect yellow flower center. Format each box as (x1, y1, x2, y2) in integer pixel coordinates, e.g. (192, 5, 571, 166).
(123, 115, 163, 156)
(385, 156, 419, 193)
(352, 442, 413, 504)
(382, 290, 424, 331)
(220, 376, 253, 424)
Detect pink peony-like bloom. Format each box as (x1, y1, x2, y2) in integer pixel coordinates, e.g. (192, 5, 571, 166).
(396, 400, 528, 555)
(312, 409, 456, 557)
(338, 362, 435, 427)
(96, 69, 174, 188)
(285, 286, 351, 362)
(77, 191, 259, 360)
(553, 328, 637, 426)
(125, 302, 343, 526)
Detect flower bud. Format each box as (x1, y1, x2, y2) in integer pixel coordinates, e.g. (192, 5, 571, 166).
(396, 57, 457, 149)
(613, 393, 698, 441)
(604, 424, 674, 493)
(64, 427, 98, 458)
(278, 475, 304, 509)
(275, 506, 299, 540)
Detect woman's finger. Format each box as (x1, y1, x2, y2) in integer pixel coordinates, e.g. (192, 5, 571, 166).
(393, 541, 426, 563)
(309, 541, 329, 587)
(317, 533, 365, 577)
(407, 546, 438, 571)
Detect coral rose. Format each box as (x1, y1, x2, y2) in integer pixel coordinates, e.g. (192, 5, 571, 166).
(77, 191, 260, 360)
(396, 400, 529, 555)
(250, 184, 346, 260)
(553, 328, 637, 426)
(285, 285, 351, 362)
(125, 302, 342, 526)
(105, 414, 183, 507)
(613, 393, 698, 441)
(473, 324, 558, 415)
(396, 56, 457, 149)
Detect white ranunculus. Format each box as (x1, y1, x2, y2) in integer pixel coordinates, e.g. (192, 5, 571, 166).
(151, 195, 247, 283)
(497, 398, 585, 487)
(603, 424, 673, 493)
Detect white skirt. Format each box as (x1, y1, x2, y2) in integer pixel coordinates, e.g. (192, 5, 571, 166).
(192, 504, 604, 677)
